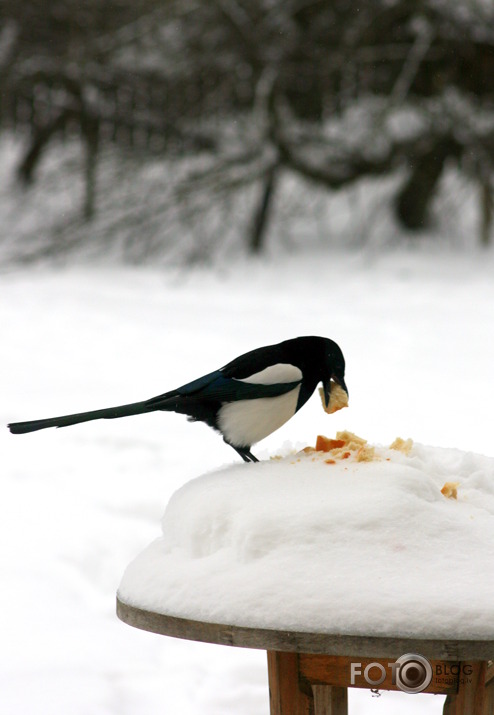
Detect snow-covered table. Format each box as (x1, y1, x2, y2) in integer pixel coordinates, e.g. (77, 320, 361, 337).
(116, 440, 494, 714)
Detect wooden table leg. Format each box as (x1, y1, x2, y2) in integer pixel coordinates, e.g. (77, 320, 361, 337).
(267, 652, 349, 715)
(442, 662, 488, 715)
(267, 652, 313, 715)
(311, 684, 348, 715)
(482, 662, 493, 715)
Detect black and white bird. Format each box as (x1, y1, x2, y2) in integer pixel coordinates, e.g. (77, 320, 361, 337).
(8, 336, 347, 462)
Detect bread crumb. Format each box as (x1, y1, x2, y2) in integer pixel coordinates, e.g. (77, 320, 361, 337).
(441, 482, 460, 499)
(315, 435, 347, 452)
(336, 431, 367, 450)
(390, 437, 413, 454)
(308, 431, 377, 463)
(356, 445, 376, 462)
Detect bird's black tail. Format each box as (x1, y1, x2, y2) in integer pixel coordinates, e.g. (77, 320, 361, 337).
(7, 396, 177, 435)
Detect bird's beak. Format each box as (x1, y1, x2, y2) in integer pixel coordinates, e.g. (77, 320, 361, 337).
(333, 375, 348, 396)
(323, 375, 348, 408)
(323, 381, 331, 409)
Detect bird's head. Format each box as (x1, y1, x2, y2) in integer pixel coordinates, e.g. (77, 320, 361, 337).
(321, 338, 348, 410)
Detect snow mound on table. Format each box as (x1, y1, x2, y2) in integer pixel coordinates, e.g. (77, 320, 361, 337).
(118, 441, 494, 639)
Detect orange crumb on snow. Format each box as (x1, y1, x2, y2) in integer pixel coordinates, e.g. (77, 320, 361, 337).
(441, 482, 459, 499)
(315, 435, 347, 452)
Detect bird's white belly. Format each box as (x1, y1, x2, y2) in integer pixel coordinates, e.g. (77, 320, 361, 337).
(218, 386, 301, 447)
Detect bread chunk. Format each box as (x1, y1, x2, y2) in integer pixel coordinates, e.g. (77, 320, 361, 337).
(319, 383, 349, 414)
(390, 437, 413, 454)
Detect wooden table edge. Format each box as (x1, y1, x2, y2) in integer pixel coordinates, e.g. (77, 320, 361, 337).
(116, 596, 494, 661)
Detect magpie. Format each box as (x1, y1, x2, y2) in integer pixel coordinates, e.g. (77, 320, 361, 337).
(8, 336, 347, 462)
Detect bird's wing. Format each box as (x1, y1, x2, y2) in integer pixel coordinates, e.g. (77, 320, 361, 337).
(147, 366, 301, 407)
(220, 342, 289, 380)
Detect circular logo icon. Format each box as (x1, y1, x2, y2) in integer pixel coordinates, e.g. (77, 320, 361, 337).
(394, 653, 433, 694)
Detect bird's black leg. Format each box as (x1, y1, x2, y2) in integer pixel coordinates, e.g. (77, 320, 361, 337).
(238, 449, 252, 463)
(240, 449, 259, 462)
(243, 449, 259, 462)
(225, 441, 259, 463)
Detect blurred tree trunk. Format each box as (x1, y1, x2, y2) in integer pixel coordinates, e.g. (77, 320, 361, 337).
(17, 110, 73, 184)
(480, 176, 493, 246)
(395, 137, 462, 231)
(81, 113, 99, 222)
(249, 164, 279, 253)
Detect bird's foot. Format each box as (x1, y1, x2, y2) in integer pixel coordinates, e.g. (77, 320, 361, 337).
(227, 442, 259, 463)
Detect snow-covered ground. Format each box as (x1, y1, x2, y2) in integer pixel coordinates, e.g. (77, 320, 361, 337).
(2, 247, 494, 714)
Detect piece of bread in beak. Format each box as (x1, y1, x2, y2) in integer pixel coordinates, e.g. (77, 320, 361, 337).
(319, 381, 349, 414)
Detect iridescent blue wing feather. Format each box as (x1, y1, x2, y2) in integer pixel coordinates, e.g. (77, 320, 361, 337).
(146, 369, 300, 406)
